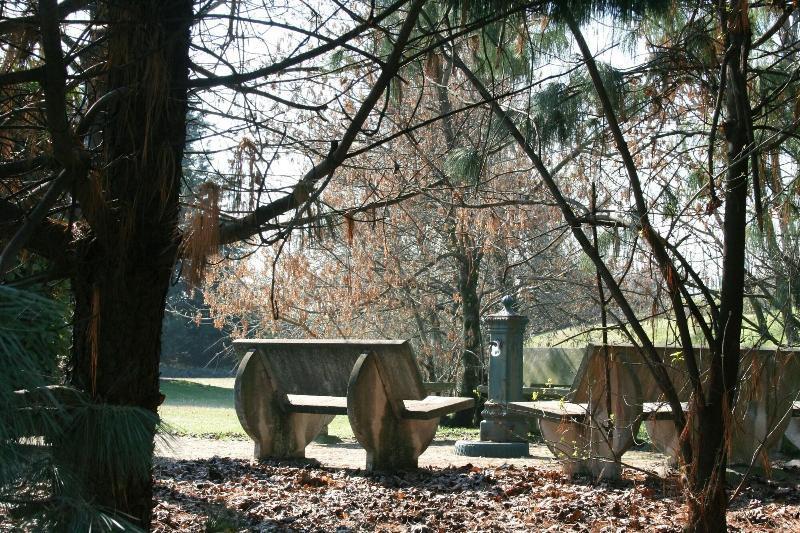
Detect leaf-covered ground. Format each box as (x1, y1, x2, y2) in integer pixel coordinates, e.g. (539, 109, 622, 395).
(153, 457, 800, 532)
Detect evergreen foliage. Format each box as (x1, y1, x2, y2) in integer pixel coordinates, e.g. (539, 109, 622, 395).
(445, 146, 483, 185)
(546, 0, 672, 25)
(529, 82, 580, 147)
(0, 286, 162, 531)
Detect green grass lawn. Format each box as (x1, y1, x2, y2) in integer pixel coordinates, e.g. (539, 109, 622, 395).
(158, 378, 478, 441)
(158, 379, 246, 439)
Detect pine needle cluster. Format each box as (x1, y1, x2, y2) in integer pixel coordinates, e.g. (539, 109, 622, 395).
(0, 286, 162, 531)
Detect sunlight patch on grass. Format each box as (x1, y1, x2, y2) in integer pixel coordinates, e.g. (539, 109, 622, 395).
(159, 379, 243, 439)
(159, 405, 247, 439)
(158, 378, 358, 439)
(171, 377, 235, 389)
(435, 425, 480, 440)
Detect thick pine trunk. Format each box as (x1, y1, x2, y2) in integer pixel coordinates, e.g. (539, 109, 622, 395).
(71, 257, 174, 523)
(68, 0, 192, 528)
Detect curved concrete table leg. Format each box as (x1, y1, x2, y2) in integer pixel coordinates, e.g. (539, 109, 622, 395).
(539, 418, 588, 477)
(643, 419, 680, 466)
(729, 352, 800, 465)
(730, 400, 783, 465)
(538, 418, 621, 479)
(347, 353, 437, 471)
(235, 349, 332, 460)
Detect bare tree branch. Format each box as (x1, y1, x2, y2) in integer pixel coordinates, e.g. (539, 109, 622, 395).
(218, 0, 426, 244)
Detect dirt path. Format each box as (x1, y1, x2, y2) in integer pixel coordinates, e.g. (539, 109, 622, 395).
(156, 436, 672, 473)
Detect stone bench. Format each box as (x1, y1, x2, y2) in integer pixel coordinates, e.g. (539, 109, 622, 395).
(234, 339, 474, 471)
(506, 344, 687, 479)
(642, 348, 800, 466)
(509, 345, 800, 476)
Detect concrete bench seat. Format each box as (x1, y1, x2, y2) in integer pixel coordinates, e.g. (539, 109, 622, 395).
(234, 338, 474, 471)
(641, 402, 688, 461)
(284, 388, 473, 421)
(401, 396, 475, 420)
(642, 402, 689, 420)
(509, 400, 589, 421)
(284, 394, 348, 415)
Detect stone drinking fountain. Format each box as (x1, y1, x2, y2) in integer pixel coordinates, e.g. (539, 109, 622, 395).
(455, 295, 530, 458)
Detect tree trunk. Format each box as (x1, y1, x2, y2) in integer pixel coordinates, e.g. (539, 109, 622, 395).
(68, 0, 192, 528)
(433, 65, 484, 425)
(686, 3, 751, 530)
(453, 244, 483, 426)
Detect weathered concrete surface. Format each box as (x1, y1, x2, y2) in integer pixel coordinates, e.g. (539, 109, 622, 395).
(508, 400, 617, 478)
(234, 339, 409, 462)
(347, 347, 474, 471)
(235, 348, 333, 460)
(235, 339, 474, 471)
(786, 402, 800, 450)
(642, 348, 800, 466)
(523, 347, 587, 387)
(519, 344, 688, 479)
(347, 351, 437, 471)
(730, 350, 800, 464)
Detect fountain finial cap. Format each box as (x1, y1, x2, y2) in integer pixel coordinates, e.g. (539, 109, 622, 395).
(485, 294, 527, 324)
(501, 295, 515, 313)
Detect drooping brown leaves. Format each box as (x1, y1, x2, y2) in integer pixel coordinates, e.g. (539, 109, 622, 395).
(182, 182, 221, 289)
